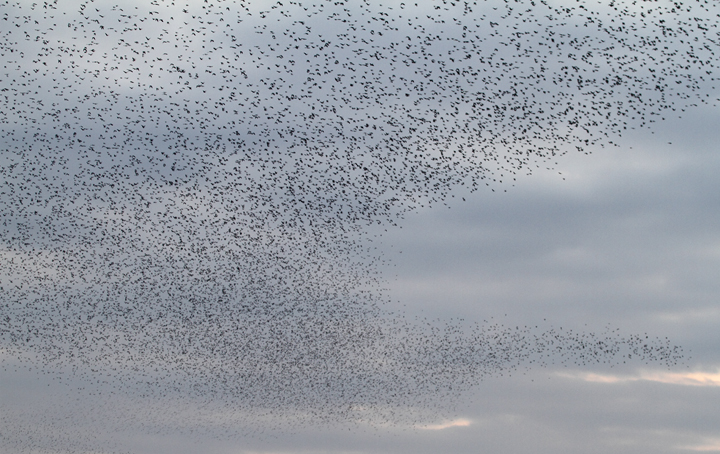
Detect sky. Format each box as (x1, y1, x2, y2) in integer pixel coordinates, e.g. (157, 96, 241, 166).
(2, 0, 720, 453)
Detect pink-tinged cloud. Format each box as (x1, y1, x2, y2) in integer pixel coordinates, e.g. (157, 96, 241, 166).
(557, 369, 720, 387)
(678, 439, 720, 452)
(418, 419, 472, 430)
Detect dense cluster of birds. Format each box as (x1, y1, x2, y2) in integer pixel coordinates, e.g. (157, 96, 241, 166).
(1, 0, 714, 452)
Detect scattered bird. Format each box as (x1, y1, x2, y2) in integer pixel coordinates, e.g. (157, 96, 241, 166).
(0, 0, 709, 451)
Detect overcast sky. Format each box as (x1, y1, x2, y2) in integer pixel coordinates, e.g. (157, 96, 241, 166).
(2, 0, 720, 453)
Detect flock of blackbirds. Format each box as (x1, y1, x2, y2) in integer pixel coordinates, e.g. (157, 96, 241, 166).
(1, 0, 714, 452)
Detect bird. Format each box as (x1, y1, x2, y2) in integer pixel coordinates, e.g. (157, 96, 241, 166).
(0, 0, 706, 451)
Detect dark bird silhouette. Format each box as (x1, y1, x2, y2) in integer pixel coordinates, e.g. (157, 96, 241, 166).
(0, 0, 707, 451)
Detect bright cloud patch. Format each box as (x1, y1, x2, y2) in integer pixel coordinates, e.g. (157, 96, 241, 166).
(418, 419, 472, 430)
(559, 369, 720, 387)
(678, 438, 720, 452)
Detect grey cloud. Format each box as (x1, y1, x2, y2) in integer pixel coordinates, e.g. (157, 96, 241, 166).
(2, 0, 719, 452)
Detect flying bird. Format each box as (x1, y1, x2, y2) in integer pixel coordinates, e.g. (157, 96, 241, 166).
(0, 0, 710, 451)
